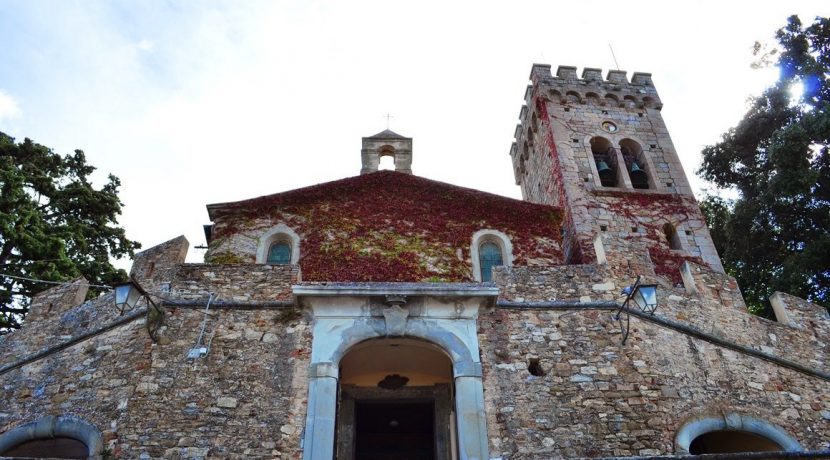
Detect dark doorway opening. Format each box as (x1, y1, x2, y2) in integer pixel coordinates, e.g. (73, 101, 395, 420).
(2, 437, 88, 458)
(355, 401, 435, 460)
(689, 430, 783, 454)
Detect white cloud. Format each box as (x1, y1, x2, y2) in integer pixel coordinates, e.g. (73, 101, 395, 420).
(0, 90, 21, 121)
(136, 39, 154, 52)
(1, 0, 827, 265)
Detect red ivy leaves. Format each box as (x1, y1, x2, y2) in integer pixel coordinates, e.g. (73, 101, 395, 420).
(210, 171, 564, 282)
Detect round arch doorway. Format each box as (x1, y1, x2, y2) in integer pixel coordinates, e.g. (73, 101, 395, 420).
(336, 338, 455, 460)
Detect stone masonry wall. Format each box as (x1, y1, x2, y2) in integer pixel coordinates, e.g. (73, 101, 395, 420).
(483, 265, 830, 458)
(1, 240, 309, 459)
(496, 264, 828, 392)
(1, 304, 311, 458)
(479, 308, 829, 458)
(172, 263, 299, 302)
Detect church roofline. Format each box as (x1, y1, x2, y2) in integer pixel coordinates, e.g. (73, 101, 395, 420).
(205, 170, 560, 220)
(364, 129, 409, 140)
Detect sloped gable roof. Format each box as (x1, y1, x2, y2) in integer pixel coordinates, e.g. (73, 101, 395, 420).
(207, 170, 557, 220)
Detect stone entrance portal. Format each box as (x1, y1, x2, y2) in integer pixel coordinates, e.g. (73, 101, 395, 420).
(295, 283, 494, 460)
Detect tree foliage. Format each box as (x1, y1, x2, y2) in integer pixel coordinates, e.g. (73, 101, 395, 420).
(0, 132, 140, 332)
(699, 15, 830, 316)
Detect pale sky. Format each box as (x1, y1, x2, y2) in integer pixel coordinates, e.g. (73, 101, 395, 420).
(0, 1, 826, 267)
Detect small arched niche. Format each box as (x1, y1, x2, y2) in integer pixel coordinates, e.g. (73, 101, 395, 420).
(590, 136, 619, 187)
(619, 138, 652, 189)
(565, 91, 582, 104)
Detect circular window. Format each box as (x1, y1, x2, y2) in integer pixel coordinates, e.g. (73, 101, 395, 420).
(601, 121, 618, 133)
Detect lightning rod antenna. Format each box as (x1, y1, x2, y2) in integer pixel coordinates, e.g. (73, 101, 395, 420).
(608, 43, 621, 70)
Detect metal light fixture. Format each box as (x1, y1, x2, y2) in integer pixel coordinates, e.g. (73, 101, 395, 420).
(615, 276, 659, 344)
(114, 281, 142, 313)
(112, 276, 164, 341)
(630, 283, 658, 315)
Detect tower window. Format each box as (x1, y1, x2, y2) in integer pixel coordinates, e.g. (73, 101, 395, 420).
(478, 242, 503, 282)
(619, 139, 651, 189)
(590, 137, 618, 187)
(267, 241, 292, 264)
(663, 223, 682, 250)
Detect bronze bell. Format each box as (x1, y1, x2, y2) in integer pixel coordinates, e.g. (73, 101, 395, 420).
(630, 162, 649, 189)
(596, 160, 616, 186)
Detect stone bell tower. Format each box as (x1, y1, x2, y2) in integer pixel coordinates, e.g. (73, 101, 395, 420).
(360, 129, 413, 175)
(510, 64, 724, 277)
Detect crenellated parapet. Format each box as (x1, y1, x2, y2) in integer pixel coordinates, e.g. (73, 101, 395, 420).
(509, 64, 663, 184)
(527, 63, 662, 110)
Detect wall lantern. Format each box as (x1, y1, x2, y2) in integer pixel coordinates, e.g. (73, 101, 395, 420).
(615, 276, 658, 344)
(114, 281, 142, 313)
(625, 282, 658, 315)
(112, 276, 164, 341)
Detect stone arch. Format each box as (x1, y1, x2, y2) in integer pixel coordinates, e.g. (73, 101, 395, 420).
(548, 89, 563, 103)
(623, 94, 639, 108)
(619, 137, 657, 190)
(675, 413, 802, 454)
(565, 90, 582, 104)
(256, 223, 300, 264)
(643, 96, 661, 109)
(0, 415, 104, 459)
(604, 93, 621, 107)
(585, 91, 601, 105)
(590, 136, 620, 187)
(377, 145, 397, 170)
(328, 318, 479, 378)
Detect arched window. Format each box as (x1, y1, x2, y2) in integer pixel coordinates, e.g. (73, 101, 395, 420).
(256, 224, 300, 265)
(478, 242, 503, 282)
(470, 230, 513, 282)
(267, 241, 292, 264)
(619, 139, 652, 189)
(590, 137, 618, 187)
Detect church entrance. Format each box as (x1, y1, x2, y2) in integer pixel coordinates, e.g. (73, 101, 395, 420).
(336, 339, 454, 460)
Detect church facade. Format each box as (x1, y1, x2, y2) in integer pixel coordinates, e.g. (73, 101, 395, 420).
(0, 64, 828, 459)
